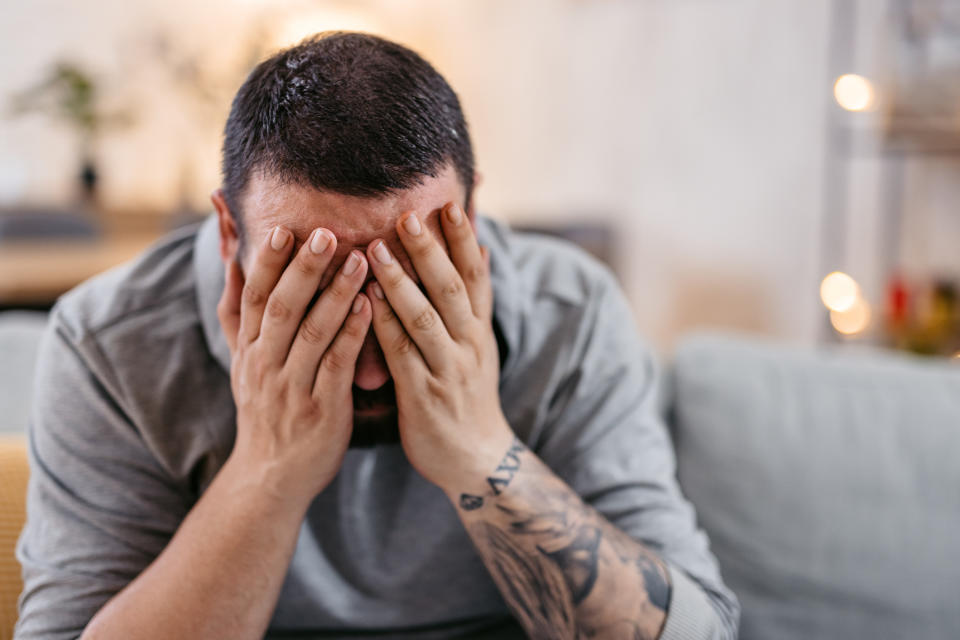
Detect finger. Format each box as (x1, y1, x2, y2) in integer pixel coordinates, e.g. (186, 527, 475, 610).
(366, 281, 428, 378)
(395, 210, 475, 340)
(366, 238, 451, 369)
(314, 293, 373, 398)
(216, 259, 243, 355)
(258, 227, 337, 364)
(479, 245, 493, 320)
(285, 250, 369, 382)
(440, 202, 492, 320)
(238, 226, 294, 346)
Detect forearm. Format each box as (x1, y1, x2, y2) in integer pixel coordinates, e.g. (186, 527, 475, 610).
(446, 437, 671, 640)
(82, 454, 311, 640)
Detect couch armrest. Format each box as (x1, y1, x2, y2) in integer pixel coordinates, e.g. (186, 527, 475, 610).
(0, 436, 28, 640)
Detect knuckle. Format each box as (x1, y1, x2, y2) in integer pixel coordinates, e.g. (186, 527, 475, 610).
(412, 307, 438, 332)
(325, 279, 351, 302)
(465, 264, 486, 284)
(241, 284, 266, 307)
(292, 254, 318, 278)
(385, 268, 407, 289)
(378, 306, 397, 324)
(265, 296, 292, 321)
(343, 315, 367, 339)
(321, 347, 351, 373)
(391, 333, 415, 355)
(440, 279, 463, 300)
(414, 238, 436, 257)
(298, 317, 329, 346)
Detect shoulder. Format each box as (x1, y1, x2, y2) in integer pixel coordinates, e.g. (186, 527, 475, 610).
(478, 215, 621, 315)
(42, 222, 211, 427)
(52, 222, 203, 348)
(34, 221, 227, 478)
(479, 215, 654, 419)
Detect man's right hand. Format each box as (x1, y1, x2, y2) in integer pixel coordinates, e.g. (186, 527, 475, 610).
(81, 227, 371, 640)
(216, 225, 372, 504)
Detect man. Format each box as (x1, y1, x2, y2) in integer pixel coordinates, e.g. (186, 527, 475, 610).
(15, 32, 738, 639)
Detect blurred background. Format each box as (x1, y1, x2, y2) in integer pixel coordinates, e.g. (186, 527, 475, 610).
(1, 0, 959, 357)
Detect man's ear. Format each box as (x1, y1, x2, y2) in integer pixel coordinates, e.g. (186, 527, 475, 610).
(211, 189, 240, 265)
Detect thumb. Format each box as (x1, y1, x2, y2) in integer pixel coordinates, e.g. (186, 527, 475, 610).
(216, 259, 243, 355)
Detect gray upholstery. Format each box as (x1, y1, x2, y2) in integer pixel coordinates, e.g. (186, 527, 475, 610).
(0, 312, 48, 434)
(671, 332, 960, 640)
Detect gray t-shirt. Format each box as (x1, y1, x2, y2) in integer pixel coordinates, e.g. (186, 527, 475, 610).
(15, 214, 738, 639)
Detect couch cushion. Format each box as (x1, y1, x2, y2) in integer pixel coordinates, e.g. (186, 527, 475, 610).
(671, 332, 960, 640)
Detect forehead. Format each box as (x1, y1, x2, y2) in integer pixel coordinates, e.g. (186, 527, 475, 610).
(240, 163, 465, 246)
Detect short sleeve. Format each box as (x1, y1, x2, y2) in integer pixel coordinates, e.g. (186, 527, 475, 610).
(15, 311, 190, 639)
(533, 269, 740, 640)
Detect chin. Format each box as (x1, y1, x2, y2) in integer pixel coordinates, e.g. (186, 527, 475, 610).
(349, 407, 401, 448)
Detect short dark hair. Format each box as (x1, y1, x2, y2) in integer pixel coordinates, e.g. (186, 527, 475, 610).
(221, 31, 475, 246)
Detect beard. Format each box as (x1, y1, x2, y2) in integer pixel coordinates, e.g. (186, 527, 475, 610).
(349, 378, 401, 448)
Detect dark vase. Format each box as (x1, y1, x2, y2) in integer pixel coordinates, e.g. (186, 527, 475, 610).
(79, 158, 97, 204)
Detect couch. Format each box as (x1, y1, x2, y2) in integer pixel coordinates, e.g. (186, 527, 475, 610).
(1, 311, 959, 639)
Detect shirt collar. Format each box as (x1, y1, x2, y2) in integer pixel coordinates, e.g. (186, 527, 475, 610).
(193, 213, 522, 377)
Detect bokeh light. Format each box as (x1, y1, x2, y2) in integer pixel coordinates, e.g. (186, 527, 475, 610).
(834, 74, 875, 112)
(830, 296, 872, 335)
(273, 7, 380, 48)
(820, 271, 860, 312)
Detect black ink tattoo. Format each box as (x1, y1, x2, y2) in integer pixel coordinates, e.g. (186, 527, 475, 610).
(471, 521, 577, 640)
(459, 493, 484, 510)
(636, 554, 671, 612)
(486, 437, 524, 495)
(464, 451, 671, 640)
(494, 502, 603, 606)
(539, 526, 601, 605)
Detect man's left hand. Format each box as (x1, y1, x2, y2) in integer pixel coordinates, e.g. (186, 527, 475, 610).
(364, 202, 513, 493)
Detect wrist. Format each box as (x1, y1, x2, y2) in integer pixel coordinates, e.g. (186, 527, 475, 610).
(439, 420, 517, 502)
(219, 450, 318, 519)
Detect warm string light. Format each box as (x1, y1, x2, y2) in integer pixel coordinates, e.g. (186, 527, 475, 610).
(834, 74, 875, 112)
(830, 297, 871, 336)
(826, 75, 874, 335)
(820, 271, 859, 312)
(821, 271, 870, 336)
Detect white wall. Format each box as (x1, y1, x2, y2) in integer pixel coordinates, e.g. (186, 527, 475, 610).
(1, 0, 913, 353)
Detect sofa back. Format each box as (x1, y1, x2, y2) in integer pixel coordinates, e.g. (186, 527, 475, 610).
(0, 312, 47, 435)
(670, 333, 960, 640)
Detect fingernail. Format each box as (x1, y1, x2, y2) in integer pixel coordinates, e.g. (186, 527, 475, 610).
(352, 296, 365, 314)
(373, 241, 393, 264)
(343, 251, 362, 275)
(310, 229, 331, 254)
(270, 226, 289, 250)
(371, 282, 385, 300)
(445, 204, 463, 226)
(402, 213, 422, 236)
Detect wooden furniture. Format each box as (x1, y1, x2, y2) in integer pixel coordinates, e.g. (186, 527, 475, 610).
(0, 436, 27, 640)
(0, 231, 163, 308)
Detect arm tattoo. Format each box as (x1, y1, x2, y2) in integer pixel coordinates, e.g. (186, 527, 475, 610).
(473, 522, 578, 640)
(459, 436, 524, 510)
(486, 436, 524, 495)
(459, 493, 485, 510)
(460, 438, 672, 639)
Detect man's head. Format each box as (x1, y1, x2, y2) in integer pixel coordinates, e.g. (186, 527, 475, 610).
(211, 32, 478, 446)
